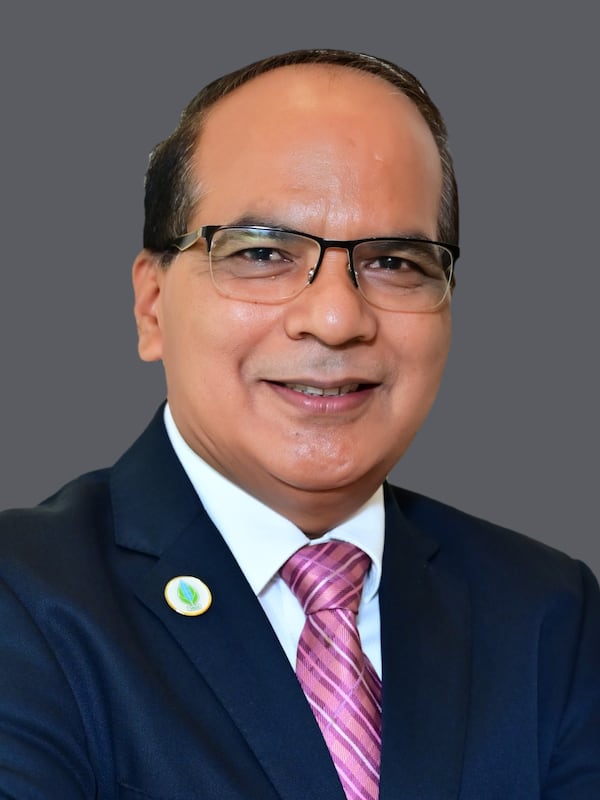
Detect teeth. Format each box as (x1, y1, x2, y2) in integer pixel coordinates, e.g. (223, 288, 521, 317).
(285, 383, 360, 396)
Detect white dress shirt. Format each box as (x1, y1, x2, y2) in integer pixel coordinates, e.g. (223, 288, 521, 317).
(164, 404, 385, 676)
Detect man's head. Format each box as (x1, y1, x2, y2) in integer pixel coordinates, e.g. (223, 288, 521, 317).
(133, 49, 457, 534)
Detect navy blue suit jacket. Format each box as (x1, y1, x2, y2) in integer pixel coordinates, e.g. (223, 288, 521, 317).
(1, 409, 599, 798)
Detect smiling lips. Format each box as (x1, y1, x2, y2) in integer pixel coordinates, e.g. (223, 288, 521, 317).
(283, 382, 363, 396)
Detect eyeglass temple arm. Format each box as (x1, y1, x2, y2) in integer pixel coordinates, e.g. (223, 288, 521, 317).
(171, 230, 204, 252)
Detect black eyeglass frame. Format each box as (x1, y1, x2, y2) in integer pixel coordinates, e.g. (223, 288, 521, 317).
(170, 225, 459, 304)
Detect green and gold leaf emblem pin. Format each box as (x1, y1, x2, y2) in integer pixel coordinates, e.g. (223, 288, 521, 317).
(164, 576, 212, 616)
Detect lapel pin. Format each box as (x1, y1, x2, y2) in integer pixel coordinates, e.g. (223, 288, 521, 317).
(164, 575, 212, 616)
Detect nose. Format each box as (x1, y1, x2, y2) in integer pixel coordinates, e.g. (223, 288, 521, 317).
(283, 248, 377, 346)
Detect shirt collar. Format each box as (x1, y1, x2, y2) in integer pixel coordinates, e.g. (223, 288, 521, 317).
(163, 404, 384, 601)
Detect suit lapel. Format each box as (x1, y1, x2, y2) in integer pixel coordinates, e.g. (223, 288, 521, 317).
(378, 485, 470, 800)
(110, 410, 345, 800)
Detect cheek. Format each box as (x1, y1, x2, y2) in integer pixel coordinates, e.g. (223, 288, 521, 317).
(392, 313, 451, 393)
(423, 314, 452, 370)
(161, 290, 280, 390)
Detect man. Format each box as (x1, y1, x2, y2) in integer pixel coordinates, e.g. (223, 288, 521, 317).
(0, 49, 598, 799)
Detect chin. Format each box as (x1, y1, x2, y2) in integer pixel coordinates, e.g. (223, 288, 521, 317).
(277, 459, 385, 495)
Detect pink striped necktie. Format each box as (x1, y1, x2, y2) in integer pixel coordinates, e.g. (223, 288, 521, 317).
(280, 540, 382, 800)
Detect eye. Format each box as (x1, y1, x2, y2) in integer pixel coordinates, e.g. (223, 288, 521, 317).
(367, 255, 424, 272)
(356, 242, 446, 281)
(236, 247, 290, 263)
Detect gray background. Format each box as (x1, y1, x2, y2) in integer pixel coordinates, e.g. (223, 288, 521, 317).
(1, 3, 598, 576)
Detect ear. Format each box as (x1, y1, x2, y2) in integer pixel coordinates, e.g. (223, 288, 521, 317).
(132, 250, 165, 362)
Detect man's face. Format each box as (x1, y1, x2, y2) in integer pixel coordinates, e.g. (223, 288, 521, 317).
(133, 65, 451, 533)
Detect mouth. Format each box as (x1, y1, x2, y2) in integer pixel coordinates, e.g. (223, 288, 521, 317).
(278, 382, 369, 397)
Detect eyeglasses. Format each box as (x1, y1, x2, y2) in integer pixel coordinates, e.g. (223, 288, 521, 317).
(170, 225, 459, 312)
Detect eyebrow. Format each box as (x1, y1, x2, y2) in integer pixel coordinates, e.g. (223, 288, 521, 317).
(221, 215, 435, 242)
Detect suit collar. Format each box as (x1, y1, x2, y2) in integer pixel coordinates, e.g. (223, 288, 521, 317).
(110, 406, 202, 556)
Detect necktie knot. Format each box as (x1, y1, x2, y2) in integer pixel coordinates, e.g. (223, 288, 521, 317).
(280, 540, 371, 616)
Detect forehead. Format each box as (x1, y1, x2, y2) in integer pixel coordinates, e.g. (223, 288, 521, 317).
(191, 64, 442, 234)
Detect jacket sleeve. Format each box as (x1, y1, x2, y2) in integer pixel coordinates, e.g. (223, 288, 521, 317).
(0, 577, 96, 799)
